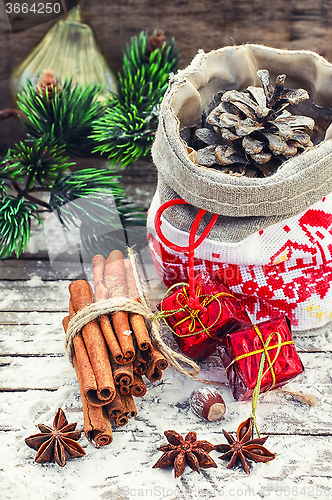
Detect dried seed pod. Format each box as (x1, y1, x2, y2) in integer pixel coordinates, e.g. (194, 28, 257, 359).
(190, 387, 226, 421)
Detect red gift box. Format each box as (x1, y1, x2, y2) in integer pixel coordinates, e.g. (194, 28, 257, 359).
(217, 316, 304, 401)
(157, 270, 251, 361)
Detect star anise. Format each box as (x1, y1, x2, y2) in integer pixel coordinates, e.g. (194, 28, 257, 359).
(214, 417, 275, 474)
(25, 408, 86, 467)
(153, 429, 217, 478)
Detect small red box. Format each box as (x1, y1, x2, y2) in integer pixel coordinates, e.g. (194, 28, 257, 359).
(157, 270, 251, 361)
(217, 316, 304, 401)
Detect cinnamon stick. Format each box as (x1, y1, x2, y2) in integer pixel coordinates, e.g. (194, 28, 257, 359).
(72, 331, 113, 447)
(82, 403, 113, 447)
(99, 316, 124, 364)
(124, 259, 153, 353)
(69, 280, 116, 404)
(133, 349, 148, 375)
(105, 387, 124, 420)
(105, 388, 129, 426)
(145, 346, 169, 382)
(92, 254, 124, 364)
(106, 391, 137, 426)
(92, 254, 108, 301)
(109, 353, 133, 388)
(63, 315, 105, 407)
(104, 251, 135, 362)
(114, 413, 129, 427)
(130, 373, 147, 397)
(121, 392, 137, 418)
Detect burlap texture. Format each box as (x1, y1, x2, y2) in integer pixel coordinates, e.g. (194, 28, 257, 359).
(152, 44, 332, 240)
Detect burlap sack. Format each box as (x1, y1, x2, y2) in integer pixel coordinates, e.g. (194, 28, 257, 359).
(147, 44, 332, 334)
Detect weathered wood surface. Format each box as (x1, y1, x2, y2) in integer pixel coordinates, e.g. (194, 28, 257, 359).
(1, 0, 332, 150)
(0, 260, 79, 281)
(1, 249, 332, 500)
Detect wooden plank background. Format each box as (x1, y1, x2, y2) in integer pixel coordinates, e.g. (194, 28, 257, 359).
(1, 0, 332, 150)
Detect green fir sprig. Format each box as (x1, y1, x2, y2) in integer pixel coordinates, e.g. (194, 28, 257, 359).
(91, 103, 155, 166)
(7, 135, 73, 190)
(17, 80, 106, 156)
(0, 143, 147, 258)
(0, 195, 41, 258)
(49, 167, 124, 224)
(91, 30, 180, 166)
(50, 167, 147, 257)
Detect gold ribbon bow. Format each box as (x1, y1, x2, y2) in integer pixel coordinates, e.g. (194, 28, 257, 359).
(155, 281, 236, 338)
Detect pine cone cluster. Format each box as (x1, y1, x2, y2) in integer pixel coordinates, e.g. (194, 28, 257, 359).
(195, 70, 315, 177)
(36, 69, 62, 100)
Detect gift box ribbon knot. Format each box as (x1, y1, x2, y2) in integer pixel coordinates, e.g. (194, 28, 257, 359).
(154, 281, 236, 338)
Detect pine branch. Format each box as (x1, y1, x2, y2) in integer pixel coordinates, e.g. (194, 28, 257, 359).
(91, 103, 155, 166)
(92, 29, 180, 167)
(11, 180, 52, 211)
(17, 79, 106, 156)
(0, 195, 41, 258)
(7, 135, 73, 190)
(49, 166, 147, 255)
(49, 167, 124, 225)
(0, 108, 25, 121)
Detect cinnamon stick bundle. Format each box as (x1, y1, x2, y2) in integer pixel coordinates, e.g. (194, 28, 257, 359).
(63, 248, 171, 437)
(145, 346, 169, 383)
(69, 280, 116, 404)
(124, 259, 153, 354)
(104, 251, 135, 362)
(130, 373, 147, 397)
(92, 254, 124, 364)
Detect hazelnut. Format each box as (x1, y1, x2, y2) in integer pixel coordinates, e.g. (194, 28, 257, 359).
(190, 387, 226, 421)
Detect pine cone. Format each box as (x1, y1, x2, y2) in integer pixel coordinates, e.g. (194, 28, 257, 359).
(195, 70, 315, 177)
(146, 29, 166, 57)
(36, 69, 62, 100)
